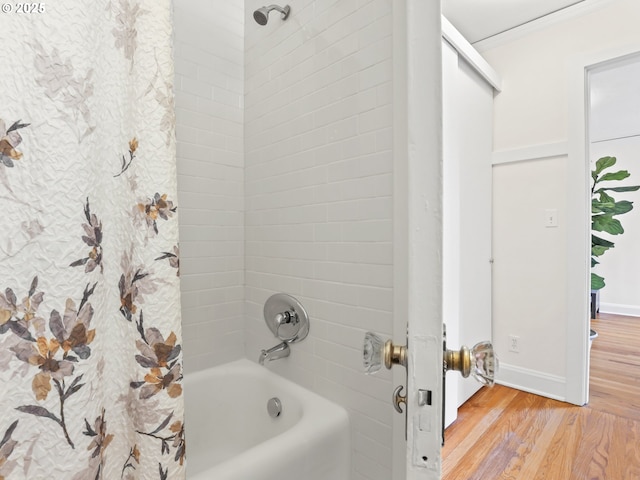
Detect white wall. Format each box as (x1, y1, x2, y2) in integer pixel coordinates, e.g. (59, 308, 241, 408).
(482, 0, 640, 399)
(482, 0, 640, 151)
(492, 157, 568, 378)
(174, 0, 245, 371)
(244, 1, 394, 479)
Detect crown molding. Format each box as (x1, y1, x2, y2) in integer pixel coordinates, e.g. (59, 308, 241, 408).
(441, 16, 502, 91)
(473, 0, 619, 52)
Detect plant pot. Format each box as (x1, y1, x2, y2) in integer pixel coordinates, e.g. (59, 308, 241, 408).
(590, 290, 600, 319)
(589, 328, 598, 352)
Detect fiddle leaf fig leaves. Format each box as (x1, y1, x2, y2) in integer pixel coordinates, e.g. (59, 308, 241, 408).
(590, 155, 640, 290)
(593, 156, 617, 175)
(600, 169, 631, 182)
(592, 215, 623, 235)
(591, 273, 605, 291)
(591, 245, 609, 257)
(591, 234, 614, 248)
(596, 185, 640, 193)
(611, 200, 634, 215)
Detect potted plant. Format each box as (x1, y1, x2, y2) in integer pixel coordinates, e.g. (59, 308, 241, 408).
(590, 155, 640, 339)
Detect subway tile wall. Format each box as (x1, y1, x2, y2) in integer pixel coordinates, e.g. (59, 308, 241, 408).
(244, 1, 395, 479)
(174, 0, 245, 371)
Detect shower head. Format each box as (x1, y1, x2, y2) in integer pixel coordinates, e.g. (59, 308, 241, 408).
(253, 4, 291, 25)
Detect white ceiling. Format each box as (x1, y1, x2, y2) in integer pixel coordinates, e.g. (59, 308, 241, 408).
(442, 0, 587, 44)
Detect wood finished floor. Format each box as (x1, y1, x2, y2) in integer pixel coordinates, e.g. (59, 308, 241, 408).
(442, 313, 640, 480)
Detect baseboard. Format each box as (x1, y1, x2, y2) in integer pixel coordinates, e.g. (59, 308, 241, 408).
(599, 302, 640, 317)
(496, 363, 566, 402)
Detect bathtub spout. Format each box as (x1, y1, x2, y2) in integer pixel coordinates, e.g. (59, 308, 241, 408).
(259, 341, 290, 365)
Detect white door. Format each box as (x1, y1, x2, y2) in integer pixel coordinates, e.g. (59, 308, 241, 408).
(389, 2, 496, 478)
(442, 38, 495, 427)
(398, 1, 444, 478)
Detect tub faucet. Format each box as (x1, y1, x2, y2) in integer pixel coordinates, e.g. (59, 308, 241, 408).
(259, 341, 290, 365)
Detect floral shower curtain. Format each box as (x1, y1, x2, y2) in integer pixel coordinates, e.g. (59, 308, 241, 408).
(0, 1, 185, 479)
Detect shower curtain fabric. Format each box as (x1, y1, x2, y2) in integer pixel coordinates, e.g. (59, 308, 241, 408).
(0, 1, 185, 478)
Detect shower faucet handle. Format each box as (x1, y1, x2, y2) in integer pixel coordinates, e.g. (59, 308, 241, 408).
(263, 293, 309, 343)
(274, 310, 299, 338)
(275, 310, 298, 325)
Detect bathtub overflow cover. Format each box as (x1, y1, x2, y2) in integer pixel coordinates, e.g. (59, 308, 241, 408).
(267, 397, 282, 418)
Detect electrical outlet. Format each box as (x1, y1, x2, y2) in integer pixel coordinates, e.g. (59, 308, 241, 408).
(508, 335, 520, 353)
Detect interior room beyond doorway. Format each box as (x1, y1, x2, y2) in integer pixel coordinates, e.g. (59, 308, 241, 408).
(441, 312, 640, 479)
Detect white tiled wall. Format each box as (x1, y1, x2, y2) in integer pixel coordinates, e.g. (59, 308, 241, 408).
(244, 1, 395, 479)
(175, 1, 395, 478)
(174, 0, 245, 371)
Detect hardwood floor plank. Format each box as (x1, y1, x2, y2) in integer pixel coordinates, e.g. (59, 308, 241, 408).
(483, 394, 546, 477)
(506, 403, 566, 479)
(569, 410, 615, 480)
(442, 386, 519, 477)
(443, 313, 640, 479)
(449, 392, 543, 480)
(589, 314, 640, 423)
(619, 417, 640, 479)
(533, 409, 584, 479)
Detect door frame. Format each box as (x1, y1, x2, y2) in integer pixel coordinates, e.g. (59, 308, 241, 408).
(566, 43, 640, 406)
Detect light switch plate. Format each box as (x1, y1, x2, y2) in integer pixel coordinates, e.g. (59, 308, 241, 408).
(545, 209, 558, 227)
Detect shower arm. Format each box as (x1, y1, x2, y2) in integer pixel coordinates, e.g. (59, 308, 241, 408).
(266, 4, 289, 16)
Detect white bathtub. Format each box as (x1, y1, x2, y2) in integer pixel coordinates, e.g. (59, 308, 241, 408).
(184, 359, 350, 480)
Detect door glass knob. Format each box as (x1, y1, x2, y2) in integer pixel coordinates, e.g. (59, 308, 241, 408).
(470, 341, 498, 386)
(445, 340, 498, 386)
(363, 332, 384, 375)
(363, 332, 407, 374)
